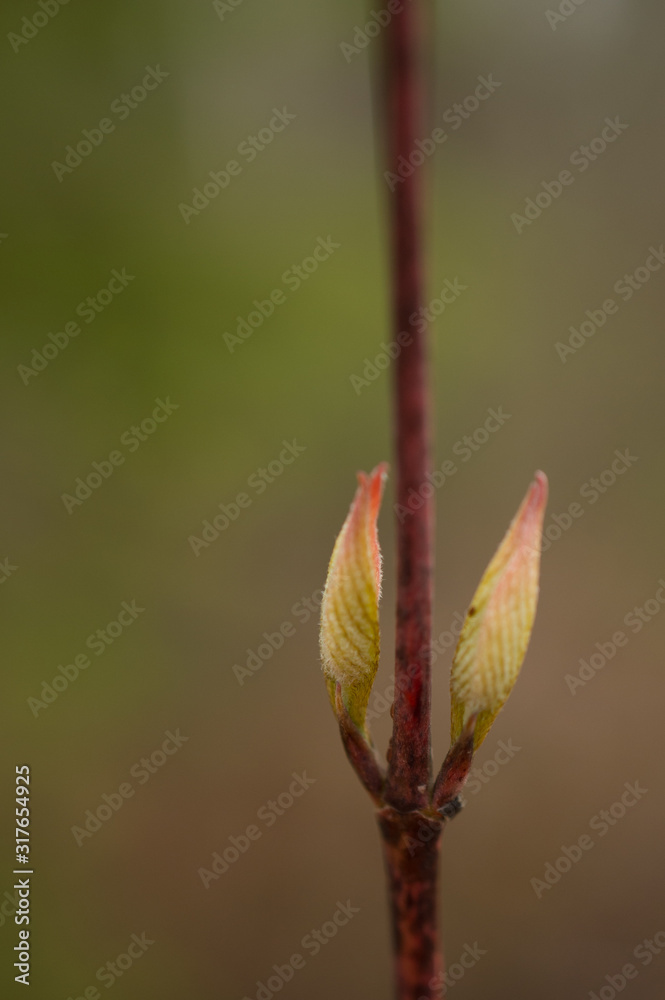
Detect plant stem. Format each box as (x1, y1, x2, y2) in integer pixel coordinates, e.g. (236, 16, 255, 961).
(384, 0, 432, 818)
(379, 808, 444, 1000)
(378, 4, 441, 998)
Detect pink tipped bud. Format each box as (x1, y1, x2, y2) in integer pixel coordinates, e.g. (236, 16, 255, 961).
(450, 471, 548, 748)
(320, 464, 388, 734)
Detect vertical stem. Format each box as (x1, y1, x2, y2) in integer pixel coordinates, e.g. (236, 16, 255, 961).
(378, 809, 443, 1000)
(379, 4, 441, 996)
(384, 2, 433, 811)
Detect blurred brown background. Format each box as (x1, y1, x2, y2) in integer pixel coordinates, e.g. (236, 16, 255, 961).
(1, 1, 664, 998)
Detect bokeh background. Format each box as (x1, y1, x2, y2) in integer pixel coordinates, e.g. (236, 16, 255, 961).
(2, 1, 665, 998)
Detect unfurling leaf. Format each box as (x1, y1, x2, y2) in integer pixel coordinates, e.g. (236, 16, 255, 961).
(450, 471, 548, 749)
(319, 464, 388, 735)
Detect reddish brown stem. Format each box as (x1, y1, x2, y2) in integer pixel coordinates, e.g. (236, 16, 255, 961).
(378, 808, 443, 999)
(334, 684, 385, 804)
(431, 715, 477, 811)
(384, 1, 432, 815)
(378, 4, 441, 998)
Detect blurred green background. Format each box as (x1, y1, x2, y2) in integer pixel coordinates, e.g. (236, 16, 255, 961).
(2, 1, 665, 997)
